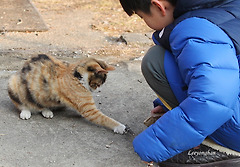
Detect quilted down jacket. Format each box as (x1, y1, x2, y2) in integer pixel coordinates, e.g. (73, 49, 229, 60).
(133, 0, 240, 162)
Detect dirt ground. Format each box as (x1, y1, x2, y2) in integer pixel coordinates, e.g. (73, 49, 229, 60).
(1, 0, 154, 67)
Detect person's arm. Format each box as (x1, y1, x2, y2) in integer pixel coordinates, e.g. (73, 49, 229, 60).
(133, 17, 239, 162)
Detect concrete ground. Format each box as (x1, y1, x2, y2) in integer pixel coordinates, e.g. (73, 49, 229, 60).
(0, 0, 158, 166)
(0, 65, 156, 167)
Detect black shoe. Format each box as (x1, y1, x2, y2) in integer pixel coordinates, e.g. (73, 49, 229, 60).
(158, 144, 240, 167)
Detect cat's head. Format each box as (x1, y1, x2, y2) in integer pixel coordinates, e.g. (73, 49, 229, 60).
(74, 58, 115, 92)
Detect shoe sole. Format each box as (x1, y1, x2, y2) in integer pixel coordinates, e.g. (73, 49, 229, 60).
(158, 158, 240, 167)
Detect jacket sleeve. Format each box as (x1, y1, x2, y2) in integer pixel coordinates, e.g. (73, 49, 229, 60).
(133, 17, 239, 162)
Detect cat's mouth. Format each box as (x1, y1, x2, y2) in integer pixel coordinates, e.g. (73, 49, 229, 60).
(89, 84, 101, 92)
(89, 87, 101, 92)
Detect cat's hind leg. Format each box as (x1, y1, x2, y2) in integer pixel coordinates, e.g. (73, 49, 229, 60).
(41, 109, 54, 119)
(20, 109, 32, 120)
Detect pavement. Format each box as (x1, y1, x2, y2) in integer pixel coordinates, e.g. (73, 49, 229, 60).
(0, 1, 158, 167)
(0, 64, 156, 167)
(2, 1, 240, 166)
(0, 0, 48, 32)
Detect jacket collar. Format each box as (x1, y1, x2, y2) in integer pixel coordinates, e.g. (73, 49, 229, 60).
(173, 0, 233, 18)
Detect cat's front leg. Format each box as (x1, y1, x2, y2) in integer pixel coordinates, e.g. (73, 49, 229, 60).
(59, 87, 127, 134)
(81, 107, 127, 134)
(114, 123, 126, 134)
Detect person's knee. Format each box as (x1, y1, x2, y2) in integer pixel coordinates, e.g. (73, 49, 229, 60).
(141, 45, 179, 108)
(141, 45, 165, 77)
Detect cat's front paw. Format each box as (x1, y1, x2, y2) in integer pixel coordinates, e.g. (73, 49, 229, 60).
(42, 109, 54, 119)
(20, 110, 31, 120)
(113, 124, 126, 134)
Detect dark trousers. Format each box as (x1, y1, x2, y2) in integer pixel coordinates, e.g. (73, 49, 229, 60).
(141, 45, 179, 109)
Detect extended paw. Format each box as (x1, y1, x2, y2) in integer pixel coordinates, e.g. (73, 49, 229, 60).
(42, 110, 54, 119)
(20, 110, 31, 120)
(113, 124, 126, 134)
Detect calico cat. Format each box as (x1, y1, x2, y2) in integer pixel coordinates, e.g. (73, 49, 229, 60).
(8, 54, 126, 134)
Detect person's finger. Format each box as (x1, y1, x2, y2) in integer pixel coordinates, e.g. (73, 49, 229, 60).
(151, 105, 165, 117)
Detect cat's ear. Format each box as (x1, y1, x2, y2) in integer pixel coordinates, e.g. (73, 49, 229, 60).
(96, 65, 115, 74)
(105, 65, 115, 71)
(95, 59, 115, 72)
(95, 64, 115, 74)
(95, 66, 108, 74)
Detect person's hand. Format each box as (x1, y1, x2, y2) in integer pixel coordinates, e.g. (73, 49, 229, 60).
(143, 161, 154, 166)
(144, 105, 167, 127)
(151, 105, 166, 117)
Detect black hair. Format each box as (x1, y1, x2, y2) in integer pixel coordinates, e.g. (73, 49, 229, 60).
(119, 0, 177, 16)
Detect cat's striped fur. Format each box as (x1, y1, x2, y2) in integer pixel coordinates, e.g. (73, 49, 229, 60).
(8, 54, 126, 134)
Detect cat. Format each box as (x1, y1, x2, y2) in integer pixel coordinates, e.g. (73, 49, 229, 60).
(8, 54, 126, 134)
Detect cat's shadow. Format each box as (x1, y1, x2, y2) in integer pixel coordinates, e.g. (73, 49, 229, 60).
(49, 107, 83, 119)
(9, 104, 83, 120)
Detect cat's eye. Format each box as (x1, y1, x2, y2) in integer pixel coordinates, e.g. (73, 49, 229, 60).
(87, 66, 95, 72)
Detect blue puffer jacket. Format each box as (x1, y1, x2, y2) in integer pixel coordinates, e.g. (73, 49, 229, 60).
(133, 0, 240, 162)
